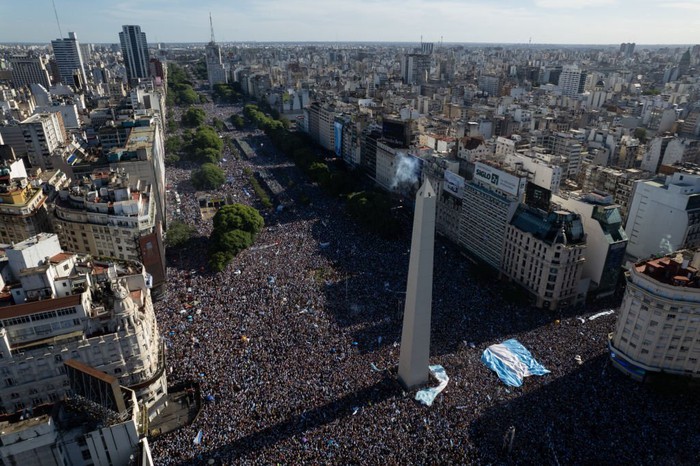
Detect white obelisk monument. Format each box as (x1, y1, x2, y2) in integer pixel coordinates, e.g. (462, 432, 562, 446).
(398, 179, 436, 389)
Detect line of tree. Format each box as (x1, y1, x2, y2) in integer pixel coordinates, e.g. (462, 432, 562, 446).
(166, 63, 203, 106)
(212, 83, 243, 104)
(242, 103, 400, 237)
(209, 204, 264, 272)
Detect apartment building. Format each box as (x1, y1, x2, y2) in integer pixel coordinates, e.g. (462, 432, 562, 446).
(51, 169, 166, 295)
(0, 233, 167, 419)
(610, 250, 700, 382)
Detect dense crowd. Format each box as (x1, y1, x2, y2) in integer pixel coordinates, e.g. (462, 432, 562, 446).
(151, 109, 700, 465)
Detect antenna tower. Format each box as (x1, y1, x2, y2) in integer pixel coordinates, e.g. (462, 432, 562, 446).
(209, 12, 216, 43)
(52, 0, 63, 38)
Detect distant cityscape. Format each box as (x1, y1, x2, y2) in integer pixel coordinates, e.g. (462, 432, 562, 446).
(0, 12, 699, 466)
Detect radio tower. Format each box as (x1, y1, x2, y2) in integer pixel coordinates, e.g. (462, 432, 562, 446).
(209, 12, 216, 43)
(52, 0, 63, 38)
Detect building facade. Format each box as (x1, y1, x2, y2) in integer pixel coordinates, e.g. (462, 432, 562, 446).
(459, 161, 526, 269)
(51, 32, 87, 88)
(0, 233, 167, 419)
(119, 25, 150, 82)
(9, 55, 51, 90)
(503, 206, 587, 310)
(0, 158, 53, 245)
(610, 251, 700, 382)
(51, 170, 166, 294)
(553, 191, 628, 297)
(625, 172, 700, 261)
(20, 113, 66, 171)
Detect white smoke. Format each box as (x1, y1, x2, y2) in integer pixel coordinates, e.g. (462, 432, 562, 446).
(391, 153, 420, 190)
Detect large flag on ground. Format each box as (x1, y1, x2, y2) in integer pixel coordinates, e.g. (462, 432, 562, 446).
(481, 339, 550, 387)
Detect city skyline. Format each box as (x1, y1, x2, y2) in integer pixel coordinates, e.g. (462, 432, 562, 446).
(1, 0, 699, 45)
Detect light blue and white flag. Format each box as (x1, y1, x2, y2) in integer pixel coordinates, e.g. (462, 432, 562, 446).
(481, 339, 550, 387)
(193, 430, 203, 445)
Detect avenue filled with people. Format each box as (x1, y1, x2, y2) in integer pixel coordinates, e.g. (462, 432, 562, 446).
(151, 107, 700, 465)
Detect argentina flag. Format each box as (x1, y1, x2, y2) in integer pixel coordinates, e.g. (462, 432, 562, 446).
(481, 339, 550, 387)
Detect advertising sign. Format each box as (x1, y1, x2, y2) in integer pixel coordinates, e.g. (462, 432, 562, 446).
(473, 162, 521, 197)
(444, 170, 465, 198)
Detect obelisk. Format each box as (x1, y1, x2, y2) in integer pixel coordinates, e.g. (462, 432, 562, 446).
(398, 179, 436, 389)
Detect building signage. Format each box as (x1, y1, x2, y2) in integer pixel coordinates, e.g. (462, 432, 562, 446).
(473, 162, 521, 197)
(444, 170, 464, 198)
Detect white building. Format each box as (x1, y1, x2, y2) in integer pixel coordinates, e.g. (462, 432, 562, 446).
(505, 151, 563, 194)
(610, 250, 700, 382)
(20, 113, 65, 171)
(558, 65, 584, 97)
(51, 169, 166, 294)
(553, 191, 628, 297)
(625, 172, 700, 261)
(0, 233, 167, 419)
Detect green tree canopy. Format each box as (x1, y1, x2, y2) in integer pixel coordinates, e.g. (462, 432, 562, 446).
(212, 203, 264, 236)
(182, 107, 207, 127)
(208, 204, 264, 272)
(191, 163, 225, 190)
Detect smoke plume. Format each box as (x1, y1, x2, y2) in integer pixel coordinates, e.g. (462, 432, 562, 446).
(391, 153, 419, 190)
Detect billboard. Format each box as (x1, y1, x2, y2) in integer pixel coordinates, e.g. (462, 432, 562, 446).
(444, 170, 465, 198)
(334, 121, 343, 157)
(473, 162, 522, 197)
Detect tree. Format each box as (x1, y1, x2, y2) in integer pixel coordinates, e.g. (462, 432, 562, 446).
(182, 107, 207, 127)
(212, 117, 226, 132)
(191, 163, 225, 190)
(165, 220, 195, 248)
(212, 204, 264, 236)
(178, 87, 200, 105)
(165, 135, 182, 154)
(214, 229, 254, 256)
(208, 204, 264, 272)
(231, 115, 245, 129)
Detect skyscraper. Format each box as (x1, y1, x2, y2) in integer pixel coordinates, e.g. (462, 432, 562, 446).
(51, 32, 87, 88)
(119, 25, 151, 82)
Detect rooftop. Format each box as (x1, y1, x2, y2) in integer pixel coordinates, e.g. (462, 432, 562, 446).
(635, 251, 700, 289)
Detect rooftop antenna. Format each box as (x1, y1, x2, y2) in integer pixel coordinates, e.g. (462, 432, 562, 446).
(51, 0, 63, 38)
(209, 12, 215, 43)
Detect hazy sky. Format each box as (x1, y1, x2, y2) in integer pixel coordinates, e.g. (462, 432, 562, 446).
(1, 0, 699, 45)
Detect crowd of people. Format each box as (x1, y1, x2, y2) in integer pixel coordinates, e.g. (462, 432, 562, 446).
(151, 107, 700, 465)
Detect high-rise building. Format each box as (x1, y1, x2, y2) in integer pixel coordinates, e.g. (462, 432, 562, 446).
(9, 54, 51, 89)
(51, 32, 87, 88)
(458, 161, 526, 270)
(625, 172, 700, 261)
(401, 53, 430, 85)
(558, 65, 583, 97)
(119, 25, 151, 82)
(610, 250, 700, 382)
